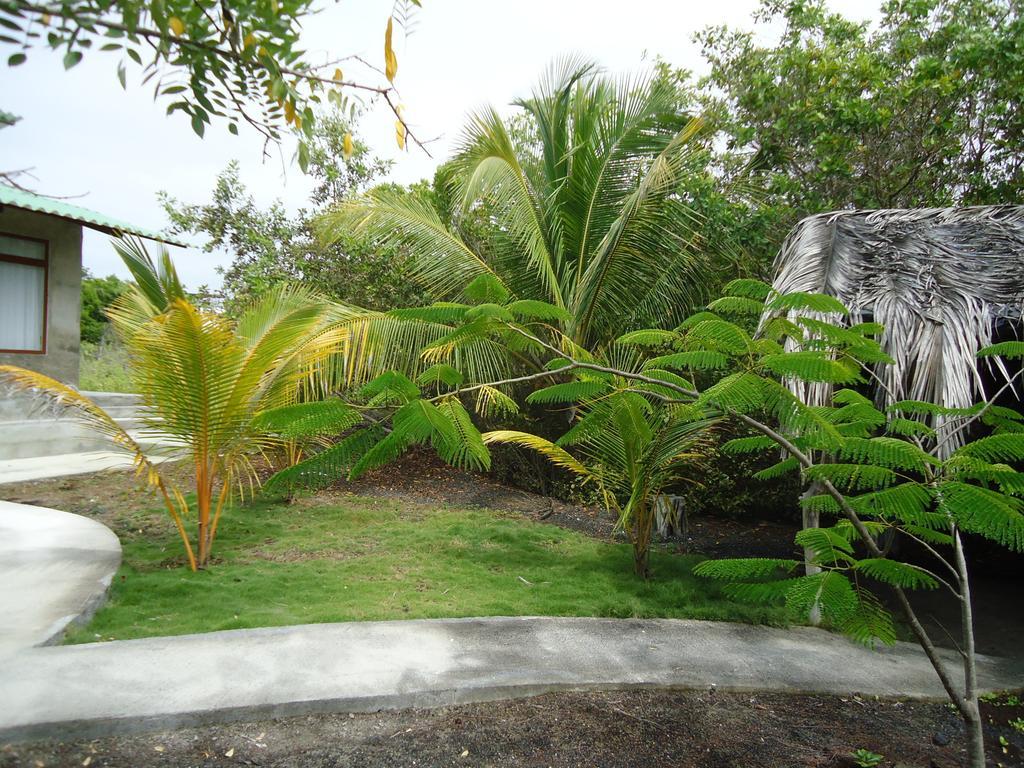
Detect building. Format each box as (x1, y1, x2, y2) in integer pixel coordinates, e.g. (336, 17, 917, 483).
(0, 184, 180, 386)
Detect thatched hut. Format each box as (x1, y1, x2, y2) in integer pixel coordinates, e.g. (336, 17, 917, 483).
(771, 205, 1024, 456)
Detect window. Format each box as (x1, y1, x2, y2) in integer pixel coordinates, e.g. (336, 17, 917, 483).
(0, 233, 48, 353)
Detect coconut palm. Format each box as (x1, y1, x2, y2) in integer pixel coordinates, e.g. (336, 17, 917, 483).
(0, 242, 343, 569)
(484, 389, 715, 578)
(318, 58, 722, 385)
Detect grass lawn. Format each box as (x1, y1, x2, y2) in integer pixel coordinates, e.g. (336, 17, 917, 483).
(68, 492, 791, 643)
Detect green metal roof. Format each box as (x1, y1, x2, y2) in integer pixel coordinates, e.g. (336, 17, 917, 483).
(0, 184, 185, 246)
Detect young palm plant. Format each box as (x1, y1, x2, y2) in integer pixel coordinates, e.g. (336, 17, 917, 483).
(485, 389, 716, 579)
(0, 241, 343, 569)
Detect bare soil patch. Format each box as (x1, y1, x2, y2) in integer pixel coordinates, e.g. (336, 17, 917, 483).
(3, 689, 1020, 768)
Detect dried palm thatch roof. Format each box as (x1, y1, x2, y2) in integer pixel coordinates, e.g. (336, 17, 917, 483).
(770, 205, 1024, 455)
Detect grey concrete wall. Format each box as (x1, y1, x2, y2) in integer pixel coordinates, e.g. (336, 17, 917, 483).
(0, 208, 82, 385)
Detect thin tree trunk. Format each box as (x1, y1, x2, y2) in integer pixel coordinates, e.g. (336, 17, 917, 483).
(631, 503, 653, 580)
(195, 460, 212, 567)
(953, 528, 985, 767)
(800, 480, 823, 625)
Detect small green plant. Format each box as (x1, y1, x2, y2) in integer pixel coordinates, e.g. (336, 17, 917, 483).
(1010, 718, 1024, 735)
(852, 749, 884, 767)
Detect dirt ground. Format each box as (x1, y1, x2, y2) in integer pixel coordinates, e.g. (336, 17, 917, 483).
(3, 454, 1024, 767)
(4, 689, 1021, 768)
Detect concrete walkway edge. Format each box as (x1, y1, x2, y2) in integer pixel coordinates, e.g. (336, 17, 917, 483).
(0, 500, 121, 654)
(3, 616, 1023, 743)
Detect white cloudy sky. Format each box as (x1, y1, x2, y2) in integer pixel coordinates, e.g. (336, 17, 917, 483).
(0, 0, 877, 290)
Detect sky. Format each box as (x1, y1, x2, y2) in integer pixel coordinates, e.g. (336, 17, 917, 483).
(0, 0, 878, 291)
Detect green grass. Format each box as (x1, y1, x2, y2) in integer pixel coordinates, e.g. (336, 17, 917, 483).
(68, 494, 791, 642)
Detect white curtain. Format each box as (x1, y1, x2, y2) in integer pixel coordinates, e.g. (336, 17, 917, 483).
(0, 261, 45, 351)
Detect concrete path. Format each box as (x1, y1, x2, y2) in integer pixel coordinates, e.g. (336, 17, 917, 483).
(1, 498, 1021, 745)
(0, 500, 120, 655)
(0, 450, 174, 485)
(3, 616, 1023, 742)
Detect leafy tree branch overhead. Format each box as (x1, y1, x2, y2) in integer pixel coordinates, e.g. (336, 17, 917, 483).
(0, 0, 430, 164)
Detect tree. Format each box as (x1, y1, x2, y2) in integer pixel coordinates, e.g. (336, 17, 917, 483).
(698, 0, 1023, 243)
(486, 392, 716, 578)
(80, 269, 129, 343)
(264, 279, 1020, 765)
(0, 239, 344, 569)
(1, 0, 428, 163)
(160, 111, 426, 314)
(319, 59, 731, 385)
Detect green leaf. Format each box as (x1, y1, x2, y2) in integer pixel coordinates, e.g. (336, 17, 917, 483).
(464, 273, 510, 305)
(722, 278, 773, 300)
(795, 526, 855, 564)
(707, 295, 766, 315)
(646, 350, 730, 371)
(359, 371, 420, 405)
(697, 372, 766, 413)
(805, 463, 898, 491)
(768, 291, 849, 316)
(415, 363, 464, 389)
(7, 52, 26, 66)
(264, 427, 382, 493)
(753, 456, 800, 480)
(682, 317, 752, 355)
(856, 559, 939, 590)
(297, 140, 310, 173)
(693, 557, 800, 580)
(63, 49, 83, 69)
(253, 400, 361, 439)
(616, 329, 678, 347)
(527, 379, 608, 405)
(190, 113, 205, 138)
(721, 435, 777, 454)
(954, 433, 1024, 464)
(761, 351, 862, 384)
(506, 299, 570, 323)
(978, 341, 1024, 359)
(938, 481, 1024, 551)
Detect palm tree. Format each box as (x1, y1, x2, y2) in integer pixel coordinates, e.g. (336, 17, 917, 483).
(0, 241, 343, 569)
(318, 58, 723, 384)
(484, 389, 715, 578)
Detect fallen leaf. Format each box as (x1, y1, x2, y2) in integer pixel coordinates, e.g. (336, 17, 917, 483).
(460, 749, 469, 758)
(225, 747, 235, 757)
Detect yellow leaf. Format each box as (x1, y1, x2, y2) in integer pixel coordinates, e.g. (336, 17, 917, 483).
(342, 132, 354, 159)
(258, 46, 269, 59)
(285, 100, 295, 124)
(271, 0, 279, 13)
(224, 748, 235, 758)
(334, 68, 344, 82)
(40, 13, 51, 25)
(395, 119, 406, 150)
(243, 32, 256, 49)
(384, 16, 398, 82)
(168, 16, 185, 37)
(294, 114, 302, 131)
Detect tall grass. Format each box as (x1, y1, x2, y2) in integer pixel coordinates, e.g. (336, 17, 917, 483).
(79, 339, 134, 393)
